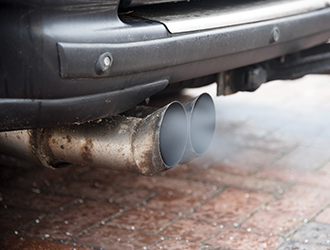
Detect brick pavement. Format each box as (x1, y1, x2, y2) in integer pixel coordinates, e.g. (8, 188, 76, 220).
(1, 75, 330, 249)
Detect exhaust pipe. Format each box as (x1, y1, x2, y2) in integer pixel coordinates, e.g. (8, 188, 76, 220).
(0, 102, 188, 176)
(180, 93, 216, 163)
(122, 93, 216, 164)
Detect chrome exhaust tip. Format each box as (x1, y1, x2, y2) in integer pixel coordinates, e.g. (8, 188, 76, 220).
(159, 102, 188, 168)
(132, 101, 188, 174)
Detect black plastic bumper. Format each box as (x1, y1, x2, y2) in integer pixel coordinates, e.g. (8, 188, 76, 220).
(1, 0, 330, 131)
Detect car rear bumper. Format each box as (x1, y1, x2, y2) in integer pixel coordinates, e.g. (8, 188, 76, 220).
(1, 0, 330, 130)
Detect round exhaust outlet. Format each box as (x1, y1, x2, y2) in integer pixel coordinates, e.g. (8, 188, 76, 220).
(190, 93, 216, 155)
(159, 102, 188, 168)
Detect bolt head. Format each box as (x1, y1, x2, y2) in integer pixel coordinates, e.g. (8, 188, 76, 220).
(104, 56, 111, 66)
(95, 53, 112, 75)
(271, 27, 280, 43)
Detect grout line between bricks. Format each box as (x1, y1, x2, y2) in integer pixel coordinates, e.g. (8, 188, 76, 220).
(13, 168, 297, 248)
(155, 186, 228, 235)
(113, 173, 133, 186)
(283, 201, 330, 240)
(159, 187, 228, 243)
(184, 163, 214, 180)
(11, 233, 97, 250)
(7, 197, 83, 239)
(199, 186, 293, 246)
(68, 191, 159, 243)
(183, 186, 228, 219)
(147, 231, 230, 250)
(210, 183, 297, 248)
(238, 182, 296, 227)
(275, 200, 330, 249)
(252, 142, 300, 175)
(146, 235, 208, 250)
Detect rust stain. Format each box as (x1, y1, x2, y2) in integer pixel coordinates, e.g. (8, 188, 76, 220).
(81, 137, 93, 163)
(138, 149, 154, 175)
(66, 135, 72, 143)
(28, 129, 56, 169)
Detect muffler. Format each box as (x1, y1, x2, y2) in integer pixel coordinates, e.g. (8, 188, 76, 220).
(0, 101, 188, 176)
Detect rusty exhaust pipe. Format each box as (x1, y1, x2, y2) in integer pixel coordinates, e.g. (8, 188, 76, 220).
(0, 102, 188, 176)
(179, 93, 216, 164)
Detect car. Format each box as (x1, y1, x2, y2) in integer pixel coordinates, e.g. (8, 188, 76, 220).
(0, 0, 330, 175)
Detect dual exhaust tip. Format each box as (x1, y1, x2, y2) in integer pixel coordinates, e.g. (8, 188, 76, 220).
(159, 93, 216, 169)
(0, 93, 216, 176)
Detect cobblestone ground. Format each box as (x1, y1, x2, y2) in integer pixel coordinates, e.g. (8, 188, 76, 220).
(1, 75, 330, 250)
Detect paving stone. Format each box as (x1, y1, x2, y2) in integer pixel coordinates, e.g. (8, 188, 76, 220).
(0, 188, 74, 212)
(270, 146, 330, 172)
(227, 126, 292, 152)
(191, 168, 289, 194)
(315, 207, 330, 224)
(24, 200, 119, 240)
(45, 179, 124, 201)
(0, 207, 40, 236)
(242, 210, 303, 235)
(265, 185, 330, 218)
(188, 188, 271, 226)
(159, 162, 200, 178)
(258, 166, 301, 182)
(258, 166, 330, 188)
(161, 218, 220, 242)
(203, 132, 243, 164)
(122, 175, 217, 199)
(0, 235, 89, 250)
(2, 165, 87, 191)
(75, 225, 160, 250)
(149, 239, 203, 250)
(219, 122, 270, 145)
(205, 228, 282, 250)
(0, 163, 32, 182)
(277, 240, 330, 250)
(145, 192, 201, 213)
(211, 148, 279, 175)
(108, 207, 177, 233)
(293, 222, 330, 245)
(0, 155, 36, 179)
(77, 167, 127, 183)
(113, 188, 153, 207)
(250, 132, 296, 152)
